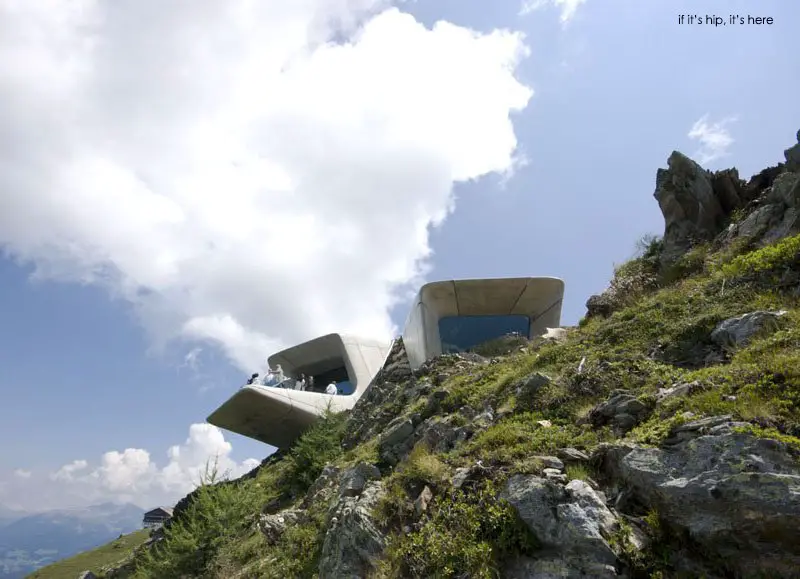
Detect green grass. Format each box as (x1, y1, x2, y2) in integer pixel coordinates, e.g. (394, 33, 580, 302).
(114, 227, 800, 578)
(27, 529, 151, 579)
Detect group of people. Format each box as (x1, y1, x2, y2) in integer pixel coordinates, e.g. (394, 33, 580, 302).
(246, 365, 340, 395)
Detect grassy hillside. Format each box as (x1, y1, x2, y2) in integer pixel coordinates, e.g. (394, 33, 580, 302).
(27, 529, 150, 579)
(105, 227, 800, 578)
(82, 138, 800, 577)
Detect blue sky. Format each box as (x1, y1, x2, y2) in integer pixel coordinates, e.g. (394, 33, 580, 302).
(0, 0, 797, 511)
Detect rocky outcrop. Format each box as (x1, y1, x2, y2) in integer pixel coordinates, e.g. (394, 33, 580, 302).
(654, 151, 728, 264)
(501, 476, 621, 577)
(710, 310, 787, 349)
(784, 129, 800, 172)
(596, 417, 800, 577)
(587, 390, 651, 435)
(319, 480, 386, 579)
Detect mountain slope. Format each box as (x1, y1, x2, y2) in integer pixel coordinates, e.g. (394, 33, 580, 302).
(106, 130, 800, 578)
(26, 529, 151, 579)
(0, 503, 143, 579)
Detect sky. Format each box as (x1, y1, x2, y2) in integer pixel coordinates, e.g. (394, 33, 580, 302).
(0, 0, 797, 512)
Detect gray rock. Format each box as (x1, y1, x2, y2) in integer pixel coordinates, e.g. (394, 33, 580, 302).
(599, 423, 800, 576)
(77, 572, 97, 579)
(414, 485, 433, 516)
(534, 456, 565, 470)
(339, 462, 381, 498)
(654, 151, 724, 264)
(319, 481, 386, 579)
(784, 129, 800, 171)
(302, 465, 341, 508)
(586, 293, 614, 318)
(656, 380, 701, 402)
(259, 509, 301, 545)
(557, 447, 590, 464)
(504, 555, 620, 578)
(416, 417, 460, 454)
(378, 418, 416, 465)
(543, 468, 567, 483)
(500, 476, 619, 572)
(588, 390, 651, 434)
(452, 466, 476, 490)
(710, 310, 787, 349)
(515, 372, 552, 398)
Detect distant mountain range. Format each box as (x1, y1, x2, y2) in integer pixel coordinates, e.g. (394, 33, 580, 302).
(0, 502, 144, 579)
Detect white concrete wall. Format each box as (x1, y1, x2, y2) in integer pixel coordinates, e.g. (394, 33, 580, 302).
(402, 277, 565, 370)
(208, 334, 392, 448)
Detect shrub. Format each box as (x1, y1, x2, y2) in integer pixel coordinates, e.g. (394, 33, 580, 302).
(383, 480, 538, 578)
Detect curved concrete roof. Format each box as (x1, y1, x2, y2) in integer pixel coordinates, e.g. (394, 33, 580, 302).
(402, 277, 565, 369)
(207, 334, 392, 448)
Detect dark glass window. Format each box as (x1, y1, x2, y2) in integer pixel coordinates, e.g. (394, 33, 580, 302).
(438, 315, 530, 354)
(337, 380, 355, 395)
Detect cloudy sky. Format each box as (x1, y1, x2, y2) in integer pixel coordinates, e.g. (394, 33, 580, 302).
(0, 0, 797, 511)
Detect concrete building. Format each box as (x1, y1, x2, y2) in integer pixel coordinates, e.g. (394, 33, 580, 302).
(143, 506, 173, 529)
(206, 334, 392, 448)
(402, 277, 565, 370)
(206, 277, 564, 448)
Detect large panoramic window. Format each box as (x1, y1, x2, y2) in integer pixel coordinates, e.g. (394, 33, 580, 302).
(438, 315, 531, 354)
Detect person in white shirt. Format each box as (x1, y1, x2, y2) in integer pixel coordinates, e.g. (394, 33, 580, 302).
(325, 382, 338, 395)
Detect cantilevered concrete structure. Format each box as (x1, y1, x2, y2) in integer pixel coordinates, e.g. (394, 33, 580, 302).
(402, 277, 565, 370)
(207, 334, 391, 448)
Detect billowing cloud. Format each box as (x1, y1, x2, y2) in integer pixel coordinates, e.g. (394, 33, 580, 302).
(520, 0, 587, 24)
(0, 0, 532, 373)
(1, 424, 258, 511)
(688, 114, 738, 165)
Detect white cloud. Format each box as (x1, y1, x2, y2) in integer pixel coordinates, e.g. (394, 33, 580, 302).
(0, 0, 532, 373)
(51, 460, 89, 482)
(1, 424, 258, 511)
(520, 0, 587, 24)
(687, 114, 738, 165)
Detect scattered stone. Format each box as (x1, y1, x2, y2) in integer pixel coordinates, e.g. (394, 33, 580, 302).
(710, 310, 787, 349)
(656, 380, 702, 402)
(537, 419, 553, 428)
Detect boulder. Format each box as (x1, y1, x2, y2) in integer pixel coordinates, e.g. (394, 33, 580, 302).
(339, 463, 381, 498)
(588, 390, 651, 434)
(710, 310, 787, 349)
(500, 476, 620, 574)
(598, 420, 800, 576)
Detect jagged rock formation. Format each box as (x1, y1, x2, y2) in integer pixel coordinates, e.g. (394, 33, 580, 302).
(102, 130, 800, 579)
